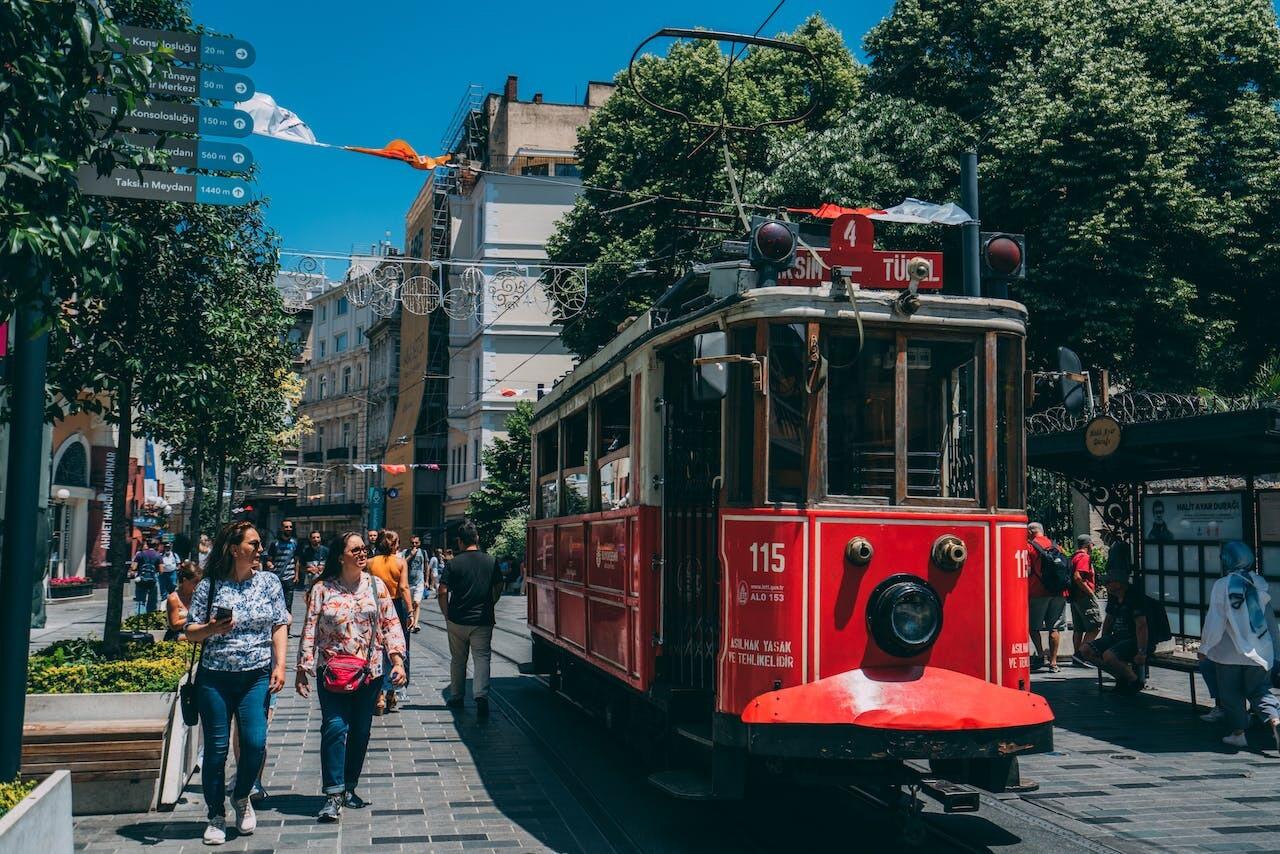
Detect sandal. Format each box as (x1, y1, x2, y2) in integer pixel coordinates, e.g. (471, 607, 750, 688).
(386, 692, 398, 713)
(374, 696, 386, 716)
(1048, 664, 1061, 673)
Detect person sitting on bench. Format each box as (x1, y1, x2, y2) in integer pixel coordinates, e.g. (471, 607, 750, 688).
(1079, 570, 1149, 694)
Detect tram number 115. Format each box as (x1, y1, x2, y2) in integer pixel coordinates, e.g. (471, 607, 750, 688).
(749, 542, 786, 573)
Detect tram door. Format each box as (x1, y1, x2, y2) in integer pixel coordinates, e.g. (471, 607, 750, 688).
(660, 346, 722, 696)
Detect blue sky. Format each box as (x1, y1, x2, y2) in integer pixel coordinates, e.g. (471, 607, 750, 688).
(193, 1, 896, 255)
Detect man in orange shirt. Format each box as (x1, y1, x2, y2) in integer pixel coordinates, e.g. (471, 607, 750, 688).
(1027, 522, 1068, 672)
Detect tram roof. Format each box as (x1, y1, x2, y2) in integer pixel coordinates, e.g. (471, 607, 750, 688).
(535, 281, 1027, 420)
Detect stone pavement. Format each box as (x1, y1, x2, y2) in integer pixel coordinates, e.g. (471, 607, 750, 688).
(31, 588, 111, 651)
(1016, 663, 1280, 853)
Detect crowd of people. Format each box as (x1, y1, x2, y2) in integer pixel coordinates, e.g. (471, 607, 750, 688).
(1026, 522, 1280, 753)
(125, 517, 507, 846)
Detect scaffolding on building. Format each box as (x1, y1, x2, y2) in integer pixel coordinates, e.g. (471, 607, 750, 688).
(431, 84, 487, 262)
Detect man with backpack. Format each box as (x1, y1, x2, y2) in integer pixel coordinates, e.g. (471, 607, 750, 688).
(130, 539, 163, 615)
(1027, 522, 1071, 673)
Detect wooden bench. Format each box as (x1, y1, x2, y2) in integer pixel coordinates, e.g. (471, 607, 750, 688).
(22, 719, 168, 785)
(1094, 649, 1201, 709)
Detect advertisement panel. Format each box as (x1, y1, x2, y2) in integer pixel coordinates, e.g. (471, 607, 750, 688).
(1142, 492, 1244, 544)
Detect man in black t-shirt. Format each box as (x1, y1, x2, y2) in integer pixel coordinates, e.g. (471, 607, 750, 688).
(1079, 573, 1150, 694)
(438, 519, 504, 715)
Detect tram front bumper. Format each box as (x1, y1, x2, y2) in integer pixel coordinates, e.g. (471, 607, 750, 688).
(739, 665, 1054, 761)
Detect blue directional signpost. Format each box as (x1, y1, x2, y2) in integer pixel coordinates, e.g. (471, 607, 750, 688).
(79, 26, 258, 205)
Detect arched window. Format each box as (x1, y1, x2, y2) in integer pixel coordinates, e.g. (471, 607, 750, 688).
(342, 365, 352, 394)
(53, 439, 89, 488)
(319, 374, 329, 398)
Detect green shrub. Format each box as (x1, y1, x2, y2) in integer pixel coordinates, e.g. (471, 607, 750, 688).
(123, 612, 167, 631)
(28, 639, 191, 694)
(0, 779, 38, 819)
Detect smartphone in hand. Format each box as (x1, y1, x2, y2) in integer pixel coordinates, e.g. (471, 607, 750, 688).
(214, 606, 233, 622)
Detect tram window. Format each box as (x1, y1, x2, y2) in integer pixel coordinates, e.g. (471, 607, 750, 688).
(826, 333, 896, 500)
(536, 426, 559, 519)
(906, 339, 979, 499)
(563, 408, 590, 515)
(768, 324, 808, 504)
(997, 336, 1026, 508)
(727, 326, 757, 505)
(597, 383, 632, 511)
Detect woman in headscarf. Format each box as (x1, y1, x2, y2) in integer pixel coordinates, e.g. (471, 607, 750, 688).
(1200, 540, 1280, 750)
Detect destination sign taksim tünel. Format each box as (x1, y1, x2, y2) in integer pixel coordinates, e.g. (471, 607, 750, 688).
(778, 213, 944, 290)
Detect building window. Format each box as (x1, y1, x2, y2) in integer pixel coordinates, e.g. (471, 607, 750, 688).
(342, 365, 352, 394)
(317, 424, 326, 451)
(356, 364, 363, 388)
(54, 441, 89, 488)
(336, 297, 349, 315)
(319, 374, 328, 398)
(473, 356, 482, 399)
(335, 332, 348, 353)
(342, 421, 351, 449)
(318, 340, 327, 359)
(521, 163, 549, 176)
(473, 438, 481, 480)
(554, 162, 581, 178)
(318, 304, 327, 322)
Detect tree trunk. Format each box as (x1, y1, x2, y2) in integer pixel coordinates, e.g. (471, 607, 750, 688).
(188, 455, 204, 548)
(213, 451, 227, 526)
(102, 372, 133, 657)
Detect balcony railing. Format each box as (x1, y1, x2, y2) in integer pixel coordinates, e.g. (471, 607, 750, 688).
(325, 447, 353, 460)
(302, 451, 323, 463)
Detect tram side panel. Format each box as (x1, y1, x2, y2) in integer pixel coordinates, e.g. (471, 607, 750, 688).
(997, 521, 1033, 691)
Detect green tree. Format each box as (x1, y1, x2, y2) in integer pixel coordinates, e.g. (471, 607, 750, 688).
(467, 402, 533, 548)
(546, 16, 862, 358)
(857, 0, 1280, 391)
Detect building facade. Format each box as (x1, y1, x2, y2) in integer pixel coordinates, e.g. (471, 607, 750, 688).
(295, 267, 375, 534)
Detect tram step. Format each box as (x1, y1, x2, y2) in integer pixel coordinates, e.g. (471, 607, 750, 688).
(919, 777, 981, 813)
(647, 769, 719, 800)
(674, 723, 713, 749)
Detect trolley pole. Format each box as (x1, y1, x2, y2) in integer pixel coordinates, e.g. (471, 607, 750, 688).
(0, 281, 51, 780)
(960, 151, 981, 298)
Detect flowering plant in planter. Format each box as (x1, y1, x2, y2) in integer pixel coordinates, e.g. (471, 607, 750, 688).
(48, 577, 91, 587)
(0, 779, 37, 820)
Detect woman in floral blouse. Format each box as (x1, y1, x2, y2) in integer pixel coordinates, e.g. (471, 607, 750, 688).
(185, 521, 289, 846)
(296, 531, 407, 823)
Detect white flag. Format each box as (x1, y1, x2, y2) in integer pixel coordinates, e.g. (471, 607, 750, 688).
(236, 92, 320, 145)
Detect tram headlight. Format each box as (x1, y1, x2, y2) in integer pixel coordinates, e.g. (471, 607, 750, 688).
(867, 575, 943, 658)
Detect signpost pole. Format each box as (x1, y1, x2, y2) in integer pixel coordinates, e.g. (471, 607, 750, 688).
(0, 278, 50, 779)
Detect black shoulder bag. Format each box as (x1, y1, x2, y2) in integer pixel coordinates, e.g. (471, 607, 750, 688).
(179, 579, 216, 726)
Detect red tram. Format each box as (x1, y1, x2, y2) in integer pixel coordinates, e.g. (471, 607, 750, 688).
(525, 214, 1053, 802)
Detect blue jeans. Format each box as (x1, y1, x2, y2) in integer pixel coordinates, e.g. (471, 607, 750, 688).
(382, 599, 410, 693)
(317, 679, 380, 795)
(197, 668, 270, 819)
(158, 571, 177, 598)
(133, 580, 158, 614)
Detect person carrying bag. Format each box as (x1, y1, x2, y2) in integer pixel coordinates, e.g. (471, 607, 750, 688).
(296, 531, 406, 824)
(1068, 534, 1103, 666)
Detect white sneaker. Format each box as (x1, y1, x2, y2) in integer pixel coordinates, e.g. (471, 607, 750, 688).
(1223, 732, 1248, 748)
(202, 817, 227, 845)
(232, 797, 256, 834)
(1200, 708, 1226, 723)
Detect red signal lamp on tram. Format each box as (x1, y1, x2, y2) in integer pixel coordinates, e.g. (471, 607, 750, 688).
(980, 232, 1026, 280)
(748, 216, 799, 282)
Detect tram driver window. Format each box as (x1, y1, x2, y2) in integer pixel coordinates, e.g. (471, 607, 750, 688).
(536, 426, 559, 519)
(768, 324, 808, 504)
(597, 383, 631, 511)
(906, 339, 978, 500)
(563, 408, 590, 515)
(827, 333, 896, 500)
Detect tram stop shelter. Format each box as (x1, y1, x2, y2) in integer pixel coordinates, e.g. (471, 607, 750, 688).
(1027, 398, 1280, 656)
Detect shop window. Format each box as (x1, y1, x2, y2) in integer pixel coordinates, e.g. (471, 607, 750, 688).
(827, 333, 896, 499)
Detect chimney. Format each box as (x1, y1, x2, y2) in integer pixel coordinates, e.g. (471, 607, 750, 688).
(532, 92, 543, 104)
(504, 75, 518, 101)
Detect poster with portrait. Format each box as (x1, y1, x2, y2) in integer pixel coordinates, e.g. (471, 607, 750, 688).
(1142, 492, 1243, 544)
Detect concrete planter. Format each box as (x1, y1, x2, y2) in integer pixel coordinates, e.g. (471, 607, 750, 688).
(0, 769, 72, 854)
(24, 683, 199, 815)
(47, 583, 94, 600)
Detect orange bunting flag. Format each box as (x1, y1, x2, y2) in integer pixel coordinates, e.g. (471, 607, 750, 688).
(343, 140, 452, 171)
(381, 464, 408, 475)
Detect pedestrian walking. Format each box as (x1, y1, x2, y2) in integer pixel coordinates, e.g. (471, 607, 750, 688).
(404, 535, 426, 633)
(265, 520, 299, 629)
(131, 539, 163, 615)
(159, 540, 181, 598)
(368, 530, 413, 713)
(428, 548, 442, 593)
(197, 533, 212, 571)
(184, 521, 289, 846)
(164, 560, 201, 641)
(1026, 523, 1069, 672)
(1200, 540, 1280, 750)
(298, 530, 328, 596)
(1069, 534, 1103, 666)
(296, 532, 406, 823)
(438, 520, 504, 716)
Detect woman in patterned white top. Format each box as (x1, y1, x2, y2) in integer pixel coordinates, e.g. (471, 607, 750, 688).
(186, 521, 289, 846)
(296, 531, 406, 823)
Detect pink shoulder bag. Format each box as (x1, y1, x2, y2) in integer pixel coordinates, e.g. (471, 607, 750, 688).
(318, 579, 385, 693)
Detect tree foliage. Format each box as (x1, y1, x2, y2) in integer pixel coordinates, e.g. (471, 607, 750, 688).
(546, 16, 862, 358)
(467, 402, 533, 548)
